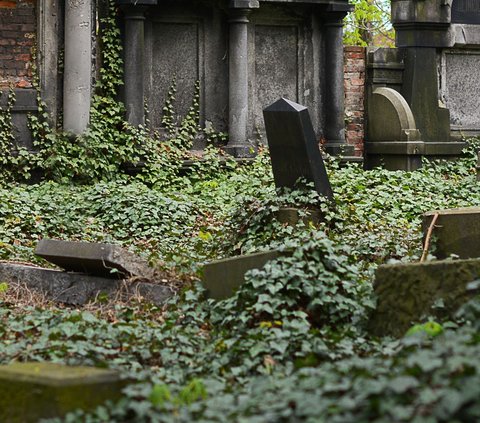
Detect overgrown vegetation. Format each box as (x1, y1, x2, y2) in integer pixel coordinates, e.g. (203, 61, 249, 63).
(1, 142, 480, 421)
(1, 0, 480, 420)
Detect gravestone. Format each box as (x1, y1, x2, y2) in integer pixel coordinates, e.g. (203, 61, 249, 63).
(35, 239, 154, 279)
(369, 257, 480, 337)
(0, 362, 124, 422)
(201, 250, 280, 300)
(365, 87, 425, 171)
(423, 207, 480, 259)
(263, 98, 333, 200)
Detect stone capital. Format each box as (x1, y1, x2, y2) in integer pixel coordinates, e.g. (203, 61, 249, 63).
(229, 0, 259, 9)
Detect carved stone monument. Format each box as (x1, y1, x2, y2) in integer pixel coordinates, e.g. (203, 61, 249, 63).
(366, 0, 480, 170)
(263, 98, 333, 200)
(117, 0, 354, 158)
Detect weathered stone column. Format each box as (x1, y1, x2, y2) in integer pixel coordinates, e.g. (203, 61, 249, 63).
(63, 0, 92, 135)
(324, 16, 353, 156)
(121, 5, 147, 127)
(224, 0, 259, 158)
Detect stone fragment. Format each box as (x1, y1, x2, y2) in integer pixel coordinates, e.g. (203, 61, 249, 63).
(263, 98, 333, 200)
(423, 207, 480, 260)
(369, 258, 480, 337)
(0, 362, 123, 423)
(0, 262, 173, 305)
(35, 239, 154, 279)
(275, 207, 322, 226)
(201, 250, 280, 300)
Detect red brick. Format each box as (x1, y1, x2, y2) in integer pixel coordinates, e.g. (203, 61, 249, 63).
(0, 1, 16, 8)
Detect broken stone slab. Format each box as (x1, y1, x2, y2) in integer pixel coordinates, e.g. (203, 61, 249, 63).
(369, 257, 480, 337)
(0, 262, 173, 305)
(35, 239, 154, 279)
(423, 207, 480, 259)
(201, 250, 280, 300)
(0, 362, 124, 423)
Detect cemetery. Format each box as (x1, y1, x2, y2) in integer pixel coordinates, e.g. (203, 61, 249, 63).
(1, 0, 480, 421)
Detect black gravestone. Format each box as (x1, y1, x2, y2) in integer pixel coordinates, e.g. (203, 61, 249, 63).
(263, 98, 333, 200)
(452, 0, 480, 24)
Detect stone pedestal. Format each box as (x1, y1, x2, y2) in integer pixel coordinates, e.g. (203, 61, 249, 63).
(224, 0, 259, 158)
(63, 0, 92, 135)
(324, 17, 354, 156)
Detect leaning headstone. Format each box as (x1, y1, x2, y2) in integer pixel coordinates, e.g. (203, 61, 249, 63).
(263, 98, 333, 200)
(423, 207, 480, 259)
(0, 362, 124, 422)
(35, 239, 154, 279)
(0, 262, 174, 305)
(201, 250, 280, 300)
(369, 258, 480, 337)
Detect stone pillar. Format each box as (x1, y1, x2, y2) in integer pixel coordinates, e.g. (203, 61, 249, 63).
(224, 0, 259, 158)
(63, 0, 92, 135)
(121, 6, 147, 127)
(324, 17, 353, 156)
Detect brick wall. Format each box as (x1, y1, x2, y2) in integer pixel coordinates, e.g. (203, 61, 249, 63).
(0, 0, 35, 88)
(344, 46, 366, 157)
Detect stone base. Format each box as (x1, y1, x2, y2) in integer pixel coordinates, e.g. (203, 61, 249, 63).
(275, 207, 322, 226)
(324, 142, 355, 156)
(0, 362, 123, 423)
(369, 258, 480, 337)
(364, 141, 424, 171)
(222, 144, 256, 158)
(0, 263, 174, 305)
(201, 250, 279, 299)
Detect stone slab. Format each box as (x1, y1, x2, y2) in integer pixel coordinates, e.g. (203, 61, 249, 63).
(0, 362, 123, 423)
(35, 239, 154, 279)
(201, 251, 280, 299)
(441, 50, 480, 130)
(423, 207, 480, 259)
(263, 98, 333, 200)
(369, 258, 480, 337)
(0, 263, 173, 305)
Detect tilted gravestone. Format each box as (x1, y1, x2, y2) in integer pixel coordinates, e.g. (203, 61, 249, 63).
(263, 98, 333, 201)
(35, 239, 155, 279)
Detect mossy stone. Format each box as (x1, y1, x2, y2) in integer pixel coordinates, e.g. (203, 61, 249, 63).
(0, 362, 124, 422)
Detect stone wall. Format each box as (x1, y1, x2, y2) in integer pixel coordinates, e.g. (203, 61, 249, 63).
(0, 0, 35, 88)
(344, 46, 365, 157)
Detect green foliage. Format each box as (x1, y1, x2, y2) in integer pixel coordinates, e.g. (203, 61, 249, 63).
(0, 89, 33, 182)
(344, 0, 394, 46)
(2, 141, 480, 421)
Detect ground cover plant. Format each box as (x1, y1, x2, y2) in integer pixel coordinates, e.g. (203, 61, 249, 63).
(1, 141, 480, 422)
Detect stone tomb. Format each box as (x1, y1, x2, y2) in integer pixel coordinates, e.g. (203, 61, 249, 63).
(118, 0, 354, 157)
(263, 98, 333, 200)
(0, 362, 123, 422)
